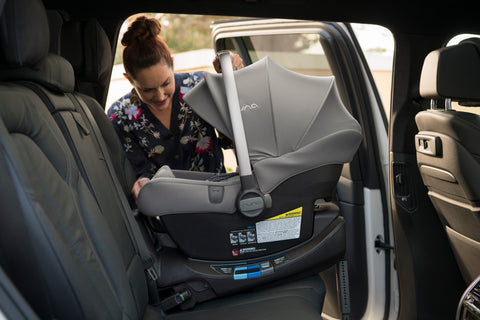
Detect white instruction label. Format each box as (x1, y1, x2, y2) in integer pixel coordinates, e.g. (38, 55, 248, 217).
(256, 207, 302, 244)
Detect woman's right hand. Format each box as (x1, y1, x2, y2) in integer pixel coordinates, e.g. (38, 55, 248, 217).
(212, 52, 244, 73)
(132, 177, 150, 202)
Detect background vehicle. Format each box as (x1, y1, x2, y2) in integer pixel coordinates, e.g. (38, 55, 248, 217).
(0, 0, 479, 319)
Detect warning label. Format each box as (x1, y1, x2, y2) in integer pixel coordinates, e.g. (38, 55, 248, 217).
(256, 207, 302, 244)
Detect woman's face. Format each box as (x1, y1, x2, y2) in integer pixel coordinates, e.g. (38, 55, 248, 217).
(126, 62, 175, 112)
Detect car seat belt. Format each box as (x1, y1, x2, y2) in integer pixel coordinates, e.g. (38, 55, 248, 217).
(66, 93, 162, 305)
(20, 82, 158, 275)
(15, 83, 160, 305)
(20, 81, 160, 297)
(218, 51, 272, 218)
(18, 82, 100, 208)
(66, 93, 159, 280)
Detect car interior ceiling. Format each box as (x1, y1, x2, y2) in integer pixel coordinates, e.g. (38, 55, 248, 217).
(2, 0, 480, 319)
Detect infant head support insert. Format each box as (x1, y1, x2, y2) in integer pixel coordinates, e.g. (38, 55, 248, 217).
(138, 54, 362, 261)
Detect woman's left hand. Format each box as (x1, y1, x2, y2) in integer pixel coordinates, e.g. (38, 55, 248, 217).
(213, 52, 244, 73)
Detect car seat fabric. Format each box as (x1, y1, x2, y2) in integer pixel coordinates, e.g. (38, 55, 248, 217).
(0, 0, 328, 318)
(140, 165, 241, 214)
(186, 57, 363, 194)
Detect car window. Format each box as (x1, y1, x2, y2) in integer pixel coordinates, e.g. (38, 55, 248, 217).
(218, 23, 393, 120)
(351, 23, 394, 117)
(107, 13, 238, 108)
(222, 33, 332, 76)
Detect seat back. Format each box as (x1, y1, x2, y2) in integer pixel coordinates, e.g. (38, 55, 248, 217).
(59, 18, 113, 104)
(416, 38, 480, 283)
(45, 12, 137, 200)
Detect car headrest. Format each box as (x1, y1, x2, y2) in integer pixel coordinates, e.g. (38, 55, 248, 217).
(419, 38, 480, 105)
(0, 0, 5, 19)
(60, 21, 85, 74)
(0, 0, 49, 67)
(47, 10, 70, 55)
(0, 0, 75, 93)
(60, 19, 112, 101)
(2, 54, 75, 93)
(81, 19, 113, 86)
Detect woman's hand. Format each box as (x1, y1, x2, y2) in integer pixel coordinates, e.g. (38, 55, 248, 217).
(131, 177, 150, 202)
(213, 52, 244, 73)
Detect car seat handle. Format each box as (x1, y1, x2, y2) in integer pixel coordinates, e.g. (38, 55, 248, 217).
(218, 51, 252, 178)
(218, 51, 272, 218)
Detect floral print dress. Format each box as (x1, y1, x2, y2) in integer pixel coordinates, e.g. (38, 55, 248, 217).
(108, 72, 231, 179)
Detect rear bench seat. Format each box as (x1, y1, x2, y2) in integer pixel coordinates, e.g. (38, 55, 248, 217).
(0, 0, 327, 318)
(47, 10, 137, 202)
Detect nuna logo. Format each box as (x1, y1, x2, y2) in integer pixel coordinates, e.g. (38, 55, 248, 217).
(240, 103, 259, 112)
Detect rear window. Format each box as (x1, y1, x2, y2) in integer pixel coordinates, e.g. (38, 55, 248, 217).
(222, 33, 332, 76)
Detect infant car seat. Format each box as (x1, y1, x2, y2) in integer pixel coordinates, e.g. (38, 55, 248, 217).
(138, 53, 362, 262)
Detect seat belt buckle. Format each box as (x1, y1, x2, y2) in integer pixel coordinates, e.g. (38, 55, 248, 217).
(160, 289, 192, 311)
(147, 266, 158, 281)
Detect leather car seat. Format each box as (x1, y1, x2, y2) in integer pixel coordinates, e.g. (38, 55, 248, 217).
(416, 38, 480, 283)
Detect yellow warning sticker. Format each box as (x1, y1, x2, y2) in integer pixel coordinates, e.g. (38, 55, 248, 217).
(266, 207, 303, 221)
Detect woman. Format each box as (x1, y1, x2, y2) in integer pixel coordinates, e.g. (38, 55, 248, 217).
(108, 16, 243, 200)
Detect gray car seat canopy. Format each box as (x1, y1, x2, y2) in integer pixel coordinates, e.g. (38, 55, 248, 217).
(184, 56, 362, 193)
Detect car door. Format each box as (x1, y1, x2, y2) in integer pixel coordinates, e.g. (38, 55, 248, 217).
(212, 19, 397, 320)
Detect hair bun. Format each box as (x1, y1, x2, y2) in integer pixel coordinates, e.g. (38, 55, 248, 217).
(121, 16, 162, 46)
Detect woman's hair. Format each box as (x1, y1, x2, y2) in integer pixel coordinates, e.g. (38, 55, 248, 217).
(121, 16, 173, 78)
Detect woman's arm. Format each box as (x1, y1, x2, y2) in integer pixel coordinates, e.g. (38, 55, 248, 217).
(111, 120, 156, 179)
(110, 120, 158, 200)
